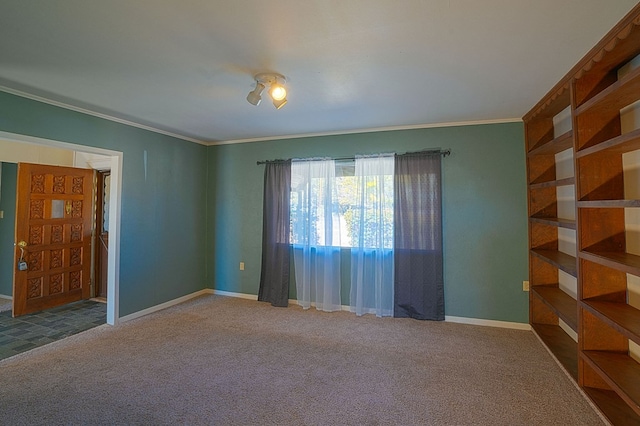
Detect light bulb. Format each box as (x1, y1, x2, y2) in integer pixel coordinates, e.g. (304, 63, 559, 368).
(270, 84, 287, 101)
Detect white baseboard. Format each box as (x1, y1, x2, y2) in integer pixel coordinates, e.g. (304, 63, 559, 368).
(212, 290, 530, 330)
(0, 294, 12, 300)
(118, 289, 214, 323)
(212, 289, 258, 300)
(445, 315, 531, 330)
(129, 289, 531, 331)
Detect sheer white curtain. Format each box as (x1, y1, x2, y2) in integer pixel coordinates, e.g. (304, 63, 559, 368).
(291, 159, 343, 312)
(350, 155, 394, 317)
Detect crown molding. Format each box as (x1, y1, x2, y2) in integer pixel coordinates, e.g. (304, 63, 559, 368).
(0, 85, 522, 148)
(0, 86, 208, 146)
(210, 118, 523, 146)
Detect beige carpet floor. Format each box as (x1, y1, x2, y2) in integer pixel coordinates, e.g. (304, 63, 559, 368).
(0, 294, 603, 425)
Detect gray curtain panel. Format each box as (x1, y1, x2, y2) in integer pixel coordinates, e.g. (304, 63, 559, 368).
(258, 160, 292, 307)
(394, 153, 444, 320)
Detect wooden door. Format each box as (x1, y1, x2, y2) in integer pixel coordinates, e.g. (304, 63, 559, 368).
(13, 163, 94, 317)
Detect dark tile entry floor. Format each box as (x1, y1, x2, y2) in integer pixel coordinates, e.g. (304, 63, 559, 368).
(0, 300, 106, 361)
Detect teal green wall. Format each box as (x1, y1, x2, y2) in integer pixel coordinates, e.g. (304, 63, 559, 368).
(207, 123, 530, 323)
(0, 92, 208, 316)
(0, 163, 17, 296)
(0, 89, 528, 323)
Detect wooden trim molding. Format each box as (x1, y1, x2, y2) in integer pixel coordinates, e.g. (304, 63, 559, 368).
(524, 3, 640, 121)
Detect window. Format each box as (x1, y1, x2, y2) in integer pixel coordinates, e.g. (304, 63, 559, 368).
(271, 153, 443, 319)
(290, 159, 394, 248)
(289, 156, 395, 316)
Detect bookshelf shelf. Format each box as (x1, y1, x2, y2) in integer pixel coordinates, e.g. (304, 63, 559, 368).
(532, 286, 577, 331)
(530, 249, 577, 277)
(529, 217, 576, 230)
(531, 323, 578, 380)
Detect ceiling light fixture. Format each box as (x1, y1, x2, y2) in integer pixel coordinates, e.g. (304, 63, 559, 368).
(246, 82, 265, 106)
(247, 73, 287, 109)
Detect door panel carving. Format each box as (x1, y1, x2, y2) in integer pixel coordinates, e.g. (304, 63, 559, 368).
(70, 271, 82, 290)
(27, 251, 43, 272)
(49, 249, 63, 269)
(30, 200, 44, 219)
(51, 224, 64, 243)
(71, 200, 82, 218)
(70, 247, 82, 266)
(49, 274, 63, 294)
(70, 224, 82, 242)
(31, 174, 44, 193)
(72, 177, 84, 194)
(52, 175, 66, 193)
(29, 226, 43, 245)
(27, 278, 42, 299)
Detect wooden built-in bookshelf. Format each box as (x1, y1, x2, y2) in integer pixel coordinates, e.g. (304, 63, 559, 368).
(524, 4, 640, 424)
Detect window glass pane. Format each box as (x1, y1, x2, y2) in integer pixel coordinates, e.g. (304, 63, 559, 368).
(290, 159, 393, 249)
(336, 175, 356, 247)
(51, 200, 64, 218)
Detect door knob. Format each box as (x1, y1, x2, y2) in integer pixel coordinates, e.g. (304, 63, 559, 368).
(16, 241, 28, 271)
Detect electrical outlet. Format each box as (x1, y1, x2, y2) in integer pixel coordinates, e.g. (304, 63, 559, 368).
(523, 280, 530, 292)
(239, 262, 245, 271)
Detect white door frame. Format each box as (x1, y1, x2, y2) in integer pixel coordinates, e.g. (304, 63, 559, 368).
(0, 130, 122, 325)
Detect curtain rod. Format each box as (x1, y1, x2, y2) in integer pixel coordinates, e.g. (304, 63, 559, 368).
(256, 149, 450, 165)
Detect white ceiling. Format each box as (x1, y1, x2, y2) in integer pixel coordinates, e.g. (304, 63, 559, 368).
(0, 1, 638, 144)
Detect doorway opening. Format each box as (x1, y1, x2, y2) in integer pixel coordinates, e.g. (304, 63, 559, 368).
(0, 130, 122, 325)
